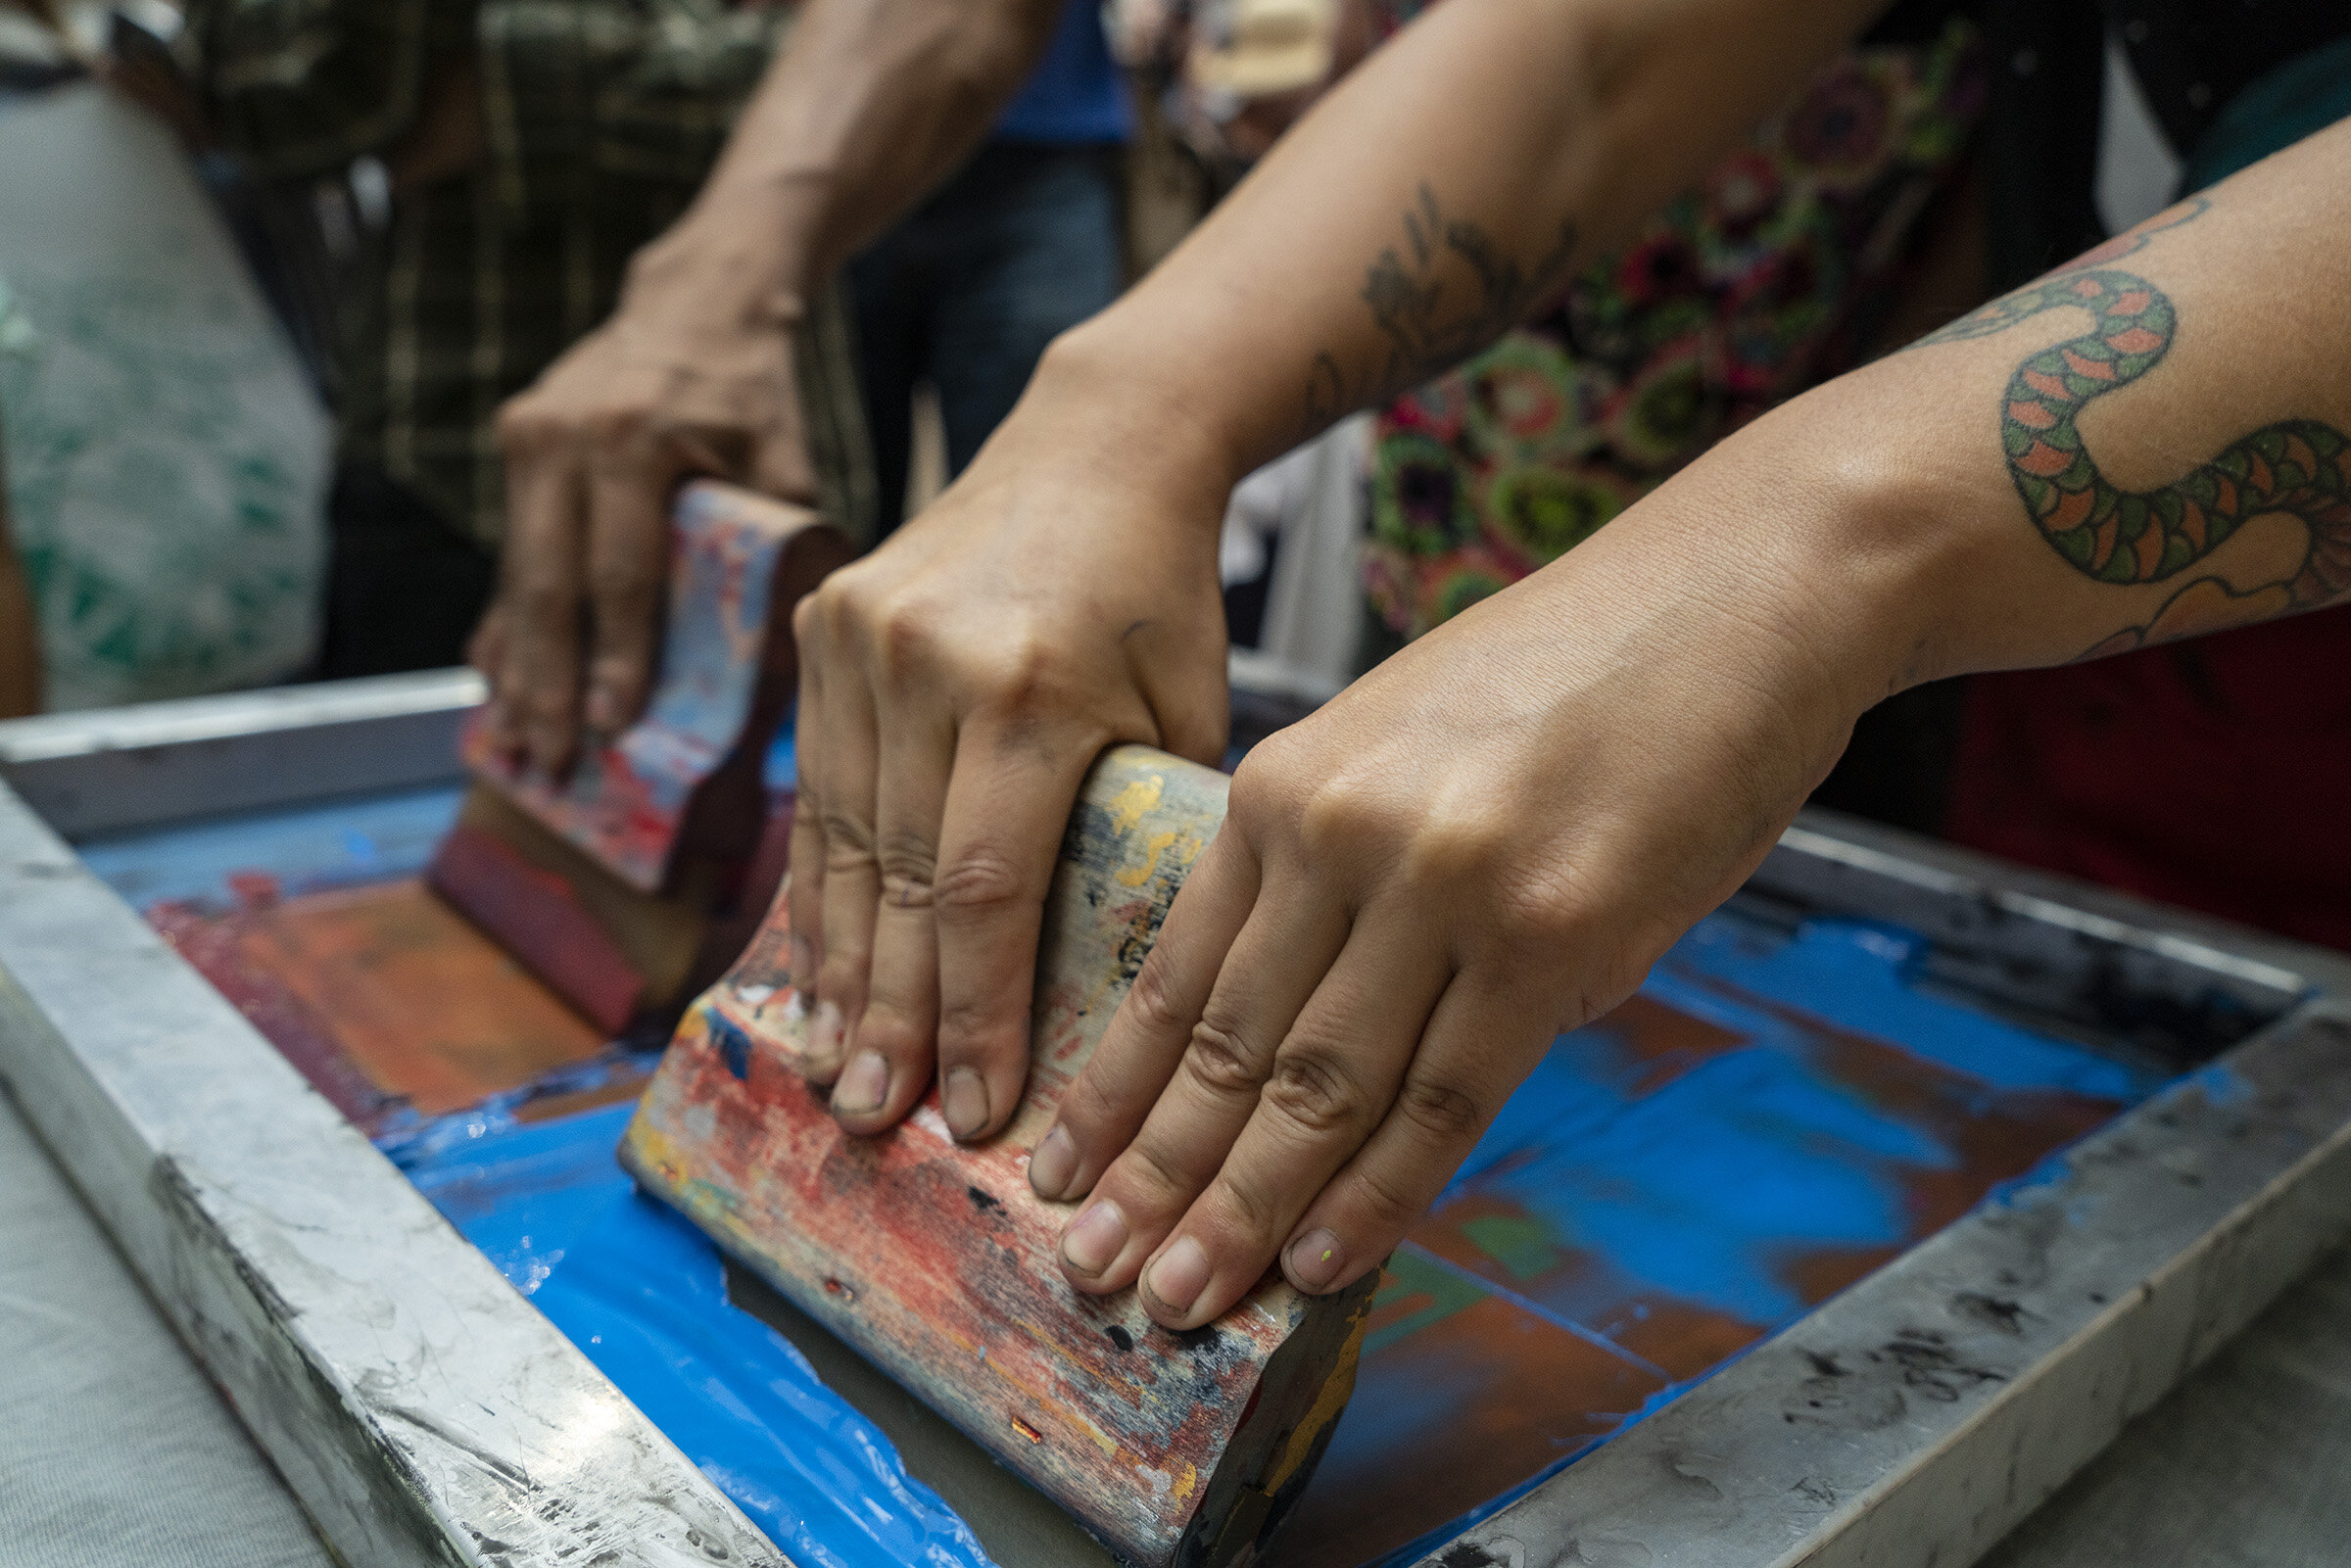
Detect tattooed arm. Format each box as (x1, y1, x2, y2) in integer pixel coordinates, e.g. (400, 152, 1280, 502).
(780, 0, 1889, 1147)
(1076, 0, 1889, 462)
(1900, 193, 2351, 660)
(786, 0, 2350, 1331)
(1029, 121, 2351, 1332)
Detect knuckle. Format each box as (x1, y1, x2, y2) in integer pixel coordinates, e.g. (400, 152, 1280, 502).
(1203, 1168, 1277, 1240)
(792, 591, 825, 647)
(1490, 867, 1590, 954)
(801, 570, 866, 639)
(1224, 741, 1304, 827)
(1260, 1047, 1368, 1136)
(1403, 807, 1512, 886)
(936, 992, 1014, 1050)
(1121, 950, 1189, 1038)
(1344, 1158, 1425, 1233)
(1178, 1019, 1268, 1101)
(877, 597, 940, 673)
(1122, 1135, 1199, 1209)
(821, 810, 875, 862)
(933, 845, 1026, 915)
(1295, 779, 1368, 858)
(511, 686, 574, 726)
(849, 1003, 924, 1062)
(816, 948, 869, 1002)
(974, 639, 1075, 718)
(1394, 1071, 1488, 1143)
(876, 827, 938, 907)
(1057, 1065, 1120, 1137)
(1223, 747, 1278, 832)
(581, 404, 650, 450)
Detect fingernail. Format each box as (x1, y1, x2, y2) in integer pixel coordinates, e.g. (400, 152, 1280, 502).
(942, 1068, 989, 1141)
(1286, 1229, 1344, 1292)
(1060, 1200, 1128, 1277)
(832, 1050, 888, 1116)
(805, 1000, 844, 1075)
(1144, 1238, 1211, 1321)
(1028, 1124, 1078, 1200)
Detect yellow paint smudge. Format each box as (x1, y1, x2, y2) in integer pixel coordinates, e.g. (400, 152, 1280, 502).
(1115, 830, 1179, 887)
(1106, 774, 1165, 833)
(1260, 1291, 1373, 1494)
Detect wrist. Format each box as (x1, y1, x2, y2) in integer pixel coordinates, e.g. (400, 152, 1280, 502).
(1014, 319, 1257, 531)
(1562, 373, 1967, 736)
(616, 201, 818, 348)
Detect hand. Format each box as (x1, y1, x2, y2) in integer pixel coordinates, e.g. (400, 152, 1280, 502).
(1026, 409, 1913, 1329)
(789, 354, 1235, 1140)
(477, 230, 815, 774)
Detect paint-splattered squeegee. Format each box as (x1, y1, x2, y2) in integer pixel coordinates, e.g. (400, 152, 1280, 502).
(429, 480, 853, 1037)
(622, 745, 1379, 1568)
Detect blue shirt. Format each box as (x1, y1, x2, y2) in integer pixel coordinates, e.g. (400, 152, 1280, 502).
(994, 0, 1130, 144)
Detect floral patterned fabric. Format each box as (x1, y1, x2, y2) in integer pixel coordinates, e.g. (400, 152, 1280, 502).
(1366, 19, 1985, 640)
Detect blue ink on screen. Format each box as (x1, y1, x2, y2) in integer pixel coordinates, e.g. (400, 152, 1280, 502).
(406, 1102, 991, 1568)
(397, 912, 2166, 1568)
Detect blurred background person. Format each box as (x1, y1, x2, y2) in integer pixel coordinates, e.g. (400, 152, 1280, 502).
(173, 0, 876, 680)
(478, 0, 1139, 770)
(845, 0, 1133, 536)
(0, 1, 329, 712)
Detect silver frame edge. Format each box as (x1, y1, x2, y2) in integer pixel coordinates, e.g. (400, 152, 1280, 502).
(0, 779, 789, 1568)
(1413, 988, 2351, 1568)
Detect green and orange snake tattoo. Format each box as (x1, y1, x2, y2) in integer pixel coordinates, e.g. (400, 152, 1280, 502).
(1919, 199, 2351, 655)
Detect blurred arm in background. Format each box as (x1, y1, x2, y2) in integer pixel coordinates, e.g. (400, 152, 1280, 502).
(476, 0, 1070, 773)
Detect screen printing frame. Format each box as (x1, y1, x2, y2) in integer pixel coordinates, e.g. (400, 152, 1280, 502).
(2, 671, 2349, 1568)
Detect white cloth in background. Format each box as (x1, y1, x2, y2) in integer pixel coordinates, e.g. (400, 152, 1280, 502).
(2094, 27, 2185, 238)
(1217, 412, 1368, 689)
(0, 82, 327, 713)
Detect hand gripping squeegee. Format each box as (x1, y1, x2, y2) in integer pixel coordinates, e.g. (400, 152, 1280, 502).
(622, 746, 1379, 1568)
(427, 480, 853, 1037)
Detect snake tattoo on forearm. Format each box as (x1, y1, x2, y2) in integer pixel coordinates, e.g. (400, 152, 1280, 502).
(1917, 198, 2351, 657)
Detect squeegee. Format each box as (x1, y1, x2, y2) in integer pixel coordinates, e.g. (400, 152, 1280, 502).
(623, 746, 1377, 1568)
(427, 480, 851, 1037)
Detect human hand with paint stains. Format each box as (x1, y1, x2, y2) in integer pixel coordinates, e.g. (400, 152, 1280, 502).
(475, 0, 1073, 775)
(784, 0, 1897, 1166)
(1029, 121, 2351, 1327)
(1021, 409, 1906, 1327)
(477, 253, 817, 776)
(785, 355, 1232, 1139)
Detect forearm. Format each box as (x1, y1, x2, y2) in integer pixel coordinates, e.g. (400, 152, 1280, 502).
(1584, 116, 2351, 723)
(1027, 0, 1887, 492)
(628, 0, 1064, 318)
